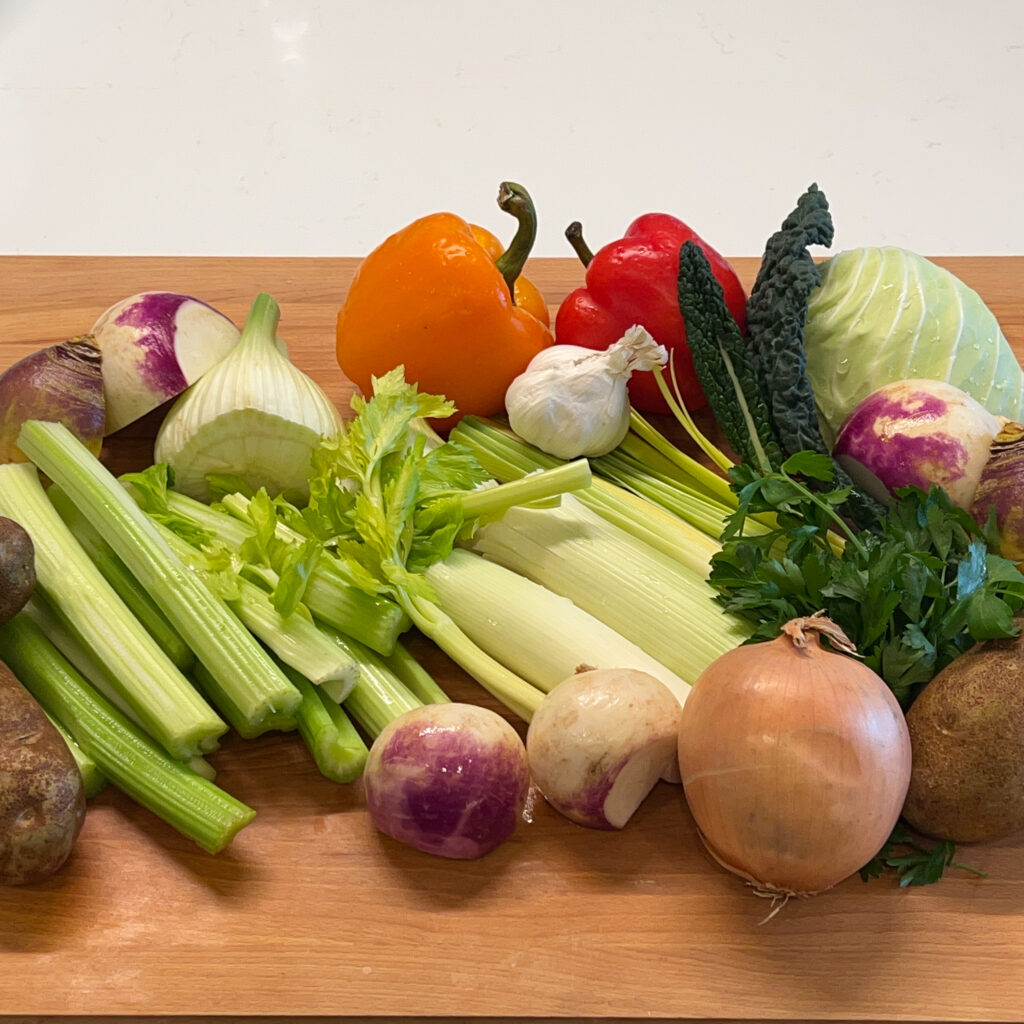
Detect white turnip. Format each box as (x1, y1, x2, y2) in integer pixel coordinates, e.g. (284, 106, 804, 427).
(526, 668, 683, 830)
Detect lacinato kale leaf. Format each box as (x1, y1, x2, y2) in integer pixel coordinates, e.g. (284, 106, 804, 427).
(676, 240, 785, 473)
(746, 183, 834, 459)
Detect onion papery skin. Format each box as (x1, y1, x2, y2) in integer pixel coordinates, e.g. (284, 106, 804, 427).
(677, 618, 912, 898)
(971, 421, 1024, 565)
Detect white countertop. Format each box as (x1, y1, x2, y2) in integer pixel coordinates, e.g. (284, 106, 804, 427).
(2, 0, 1022, 258)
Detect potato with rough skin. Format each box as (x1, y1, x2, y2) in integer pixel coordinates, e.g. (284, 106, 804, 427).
(0, 516, 36, 626)
(0, 658, 86, 885)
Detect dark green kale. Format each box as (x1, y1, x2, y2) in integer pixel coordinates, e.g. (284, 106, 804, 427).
(676, 240, 784, 473)
(745, 183, 834, 458)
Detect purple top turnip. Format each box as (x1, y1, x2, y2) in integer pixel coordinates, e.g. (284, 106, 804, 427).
(833, 378, 1003, 509)
(92, 291, 240, 433)
(362, 703, 529, 859)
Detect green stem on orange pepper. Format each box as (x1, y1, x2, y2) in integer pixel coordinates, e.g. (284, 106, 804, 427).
(494, 181, 539, 302)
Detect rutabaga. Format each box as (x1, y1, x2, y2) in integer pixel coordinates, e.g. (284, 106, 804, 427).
(154, 292, 343, 502)
(803, 247, 1024, 443)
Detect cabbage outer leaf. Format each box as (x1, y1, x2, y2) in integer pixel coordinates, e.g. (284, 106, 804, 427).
(803, 246, 1024, 443)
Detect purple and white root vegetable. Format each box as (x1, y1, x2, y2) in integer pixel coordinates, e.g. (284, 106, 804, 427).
(833, 378, 1003, 510)
(91, 291, 240, 433)
(363, 703, 530, 859)
(526, 668, 683, 830)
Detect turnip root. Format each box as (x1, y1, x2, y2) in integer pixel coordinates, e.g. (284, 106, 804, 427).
(832, 378, 1002, 509)
(363, 703, 529, 859)
(526, 668, 683, 830)
(91, 291, 240, 433)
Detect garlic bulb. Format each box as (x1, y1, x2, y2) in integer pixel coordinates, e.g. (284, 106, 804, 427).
(505, 325, 667, 458)
(154, 293, 343, 502)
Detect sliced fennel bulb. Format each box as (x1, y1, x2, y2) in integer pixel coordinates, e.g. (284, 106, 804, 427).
(155, 293, 343, 502)
(804, 246, 1024, 443)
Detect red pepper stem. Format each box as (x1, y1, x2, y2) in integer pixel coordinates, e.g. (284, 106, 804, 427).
(494, 181, 538, 301)
(564, 221, 594, 267)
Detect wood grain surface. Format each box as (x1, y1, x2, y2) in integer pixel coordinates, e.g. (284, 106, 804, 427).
(1, 255, 1024, 1023)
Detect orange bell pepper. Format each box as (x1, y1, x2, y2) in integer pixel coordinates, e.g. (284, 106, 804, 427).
(336, 182, 553, 430)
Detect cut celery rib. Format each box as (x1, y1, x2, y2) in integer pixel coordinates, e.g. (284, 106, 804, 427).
(45, 711, 108, 798)
(153, 487, 410, 655)
(156, 524, 358, 700)
(191, 661, 298, 740)
(327, 629, 424, 739)
(18, 420, 301, 730)
(425, 548, 692, 705)
(0, 614, 255, 854)
(47, 485, 195, 672)
(282, 664, 369, 783)
(0, 462, 226, 761)
(22, 595, 217, 781)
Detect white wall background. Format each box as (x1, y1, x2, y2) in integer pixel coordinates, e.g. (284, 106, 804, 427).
(2, 0, 1022, 258)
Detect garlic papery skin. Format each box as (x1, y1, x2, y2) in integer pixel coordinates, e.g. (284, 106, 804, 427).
(505, 325, 667, 459)
(154, 293, 344, 503)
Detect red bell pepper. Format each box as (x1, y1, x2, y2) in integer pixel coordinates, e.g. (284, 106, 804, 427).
(554, 213, 748, 413)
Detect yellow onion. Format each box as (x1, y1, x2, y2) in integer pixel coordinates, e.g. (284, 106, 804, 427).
(677, 615, 911, 904)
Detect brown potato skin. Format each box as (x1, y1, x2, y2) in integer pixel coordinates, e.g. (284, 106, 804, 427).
(903, 625, 1024, 844)
(0, 517, 36, 626)
(0, 659, 86, 885)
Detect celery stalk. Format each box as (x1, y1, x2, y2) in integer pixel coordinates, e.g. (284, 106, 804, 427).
(381, 639, 450, 706)
(0, 462, 226, 761)
(45, 711, 108, 798)
(0, 614, 255, 853)
(17, 420, 302, 730)
(152, 487, 410, 655)
(156, 524, 358, 699)
(282, 665, 369, 783)
(47, 485, 195, 672)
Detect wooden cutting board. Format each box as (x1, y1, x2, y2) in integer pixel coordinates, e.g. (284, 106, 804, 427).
(2, 254, 1024, 1023)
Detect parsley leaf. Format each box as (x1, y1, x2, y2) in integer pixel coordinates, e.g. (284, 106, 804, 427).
(709, 456, 1024, 887)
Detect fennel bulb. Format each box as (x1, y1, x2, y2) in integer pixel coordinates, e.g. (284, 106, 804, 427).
(154, 293, 343, 502)
(803, 247, 1024, 444)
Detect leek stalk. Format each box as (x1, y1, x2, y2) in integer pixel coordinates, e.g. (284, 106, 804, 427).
(425, 549, 692, 705)
(466, 495, 751, 686)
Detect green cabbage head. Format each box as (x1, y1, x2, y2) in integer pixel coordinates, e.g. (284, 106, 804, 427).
(803, 246, 1024, 445)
